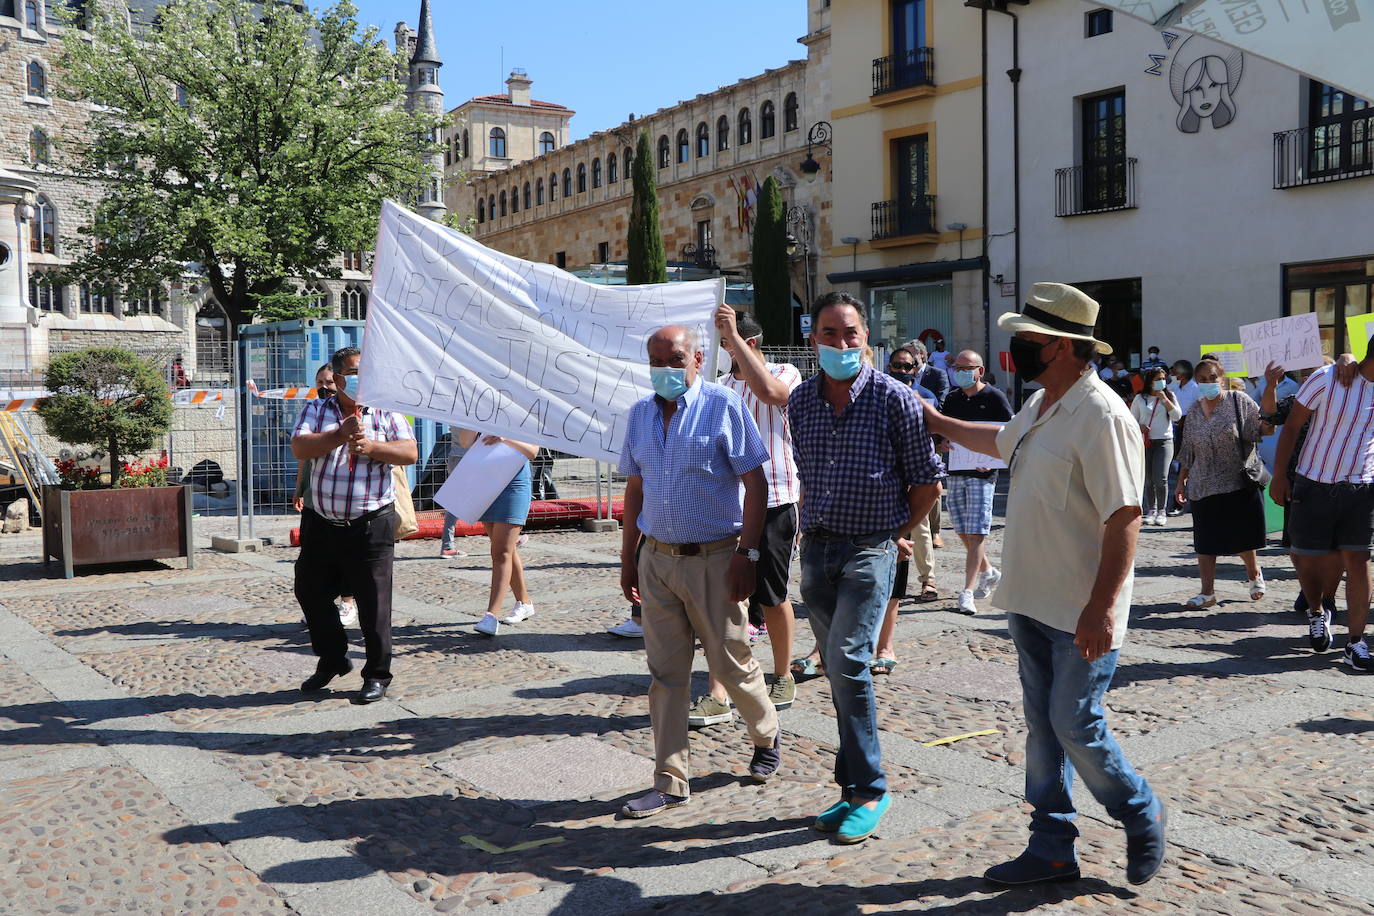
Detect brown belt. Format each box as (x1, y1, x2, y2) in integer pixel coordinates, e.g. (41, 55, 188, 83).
(644, 535, 738, 557)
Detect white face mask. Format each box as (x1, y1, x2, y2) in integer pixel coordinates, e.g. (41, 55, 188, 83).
(717, 346, 732, 373)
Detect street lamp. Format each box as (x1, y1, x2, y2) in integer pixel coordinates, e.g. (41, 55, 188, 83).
(798, 121, 832, 184)
(786, 204, 815, 321)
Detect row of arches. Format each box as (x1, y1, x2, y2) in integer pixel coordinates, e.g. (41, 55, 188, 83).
(656, 93, 799, 168)
(477, 145, 635, 223)
(445, 128, 561, 166)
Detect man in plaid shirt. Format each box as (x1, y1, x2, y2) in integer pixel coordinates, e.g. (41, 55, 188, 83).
(789, 292, 944, 844)
(291, 346, 417, 705)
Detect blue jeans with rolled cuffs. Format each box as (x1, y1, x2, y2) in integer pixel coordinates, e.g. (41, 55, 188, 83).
(800, 530, 898, 800)
(1007, 613, 1159, 862)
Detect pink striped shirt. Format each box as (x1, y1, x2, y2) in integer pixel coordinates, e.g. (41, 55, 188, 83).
(1295, 366, 1374, 484)
(721, 362, 802, 507)
(292, 397, 414, 521)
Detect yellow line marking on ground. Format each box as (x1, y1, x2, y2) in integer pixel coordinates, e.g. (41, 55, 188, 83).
(923, 729, 999, 747)
(458, 835, 567, 854)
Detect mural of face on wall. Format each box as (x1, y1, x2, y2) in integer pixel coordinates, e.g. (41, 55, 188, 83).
(1169, 36, 1244, 133)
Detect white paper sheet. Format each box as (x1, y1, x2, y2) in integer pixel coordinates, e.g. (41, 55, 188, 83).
(433, 439, 528, 524)
(946, 421, 1007, 472)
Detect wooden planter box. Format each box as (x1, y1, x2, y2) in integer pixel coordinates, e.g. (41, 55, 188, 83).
(42, 484, 195, 579)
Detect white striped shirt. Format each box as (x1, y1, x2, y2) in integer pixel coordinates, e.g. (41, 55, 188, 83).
(1295, 366, 1374, 484)
(720, 362, 802, 507)
(292, 397, 414, 521)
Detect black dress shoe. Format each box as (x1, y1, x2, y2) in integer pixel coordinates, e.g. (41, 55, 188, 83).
(301, 660, 352, 693)
(353, 679, 387, 704)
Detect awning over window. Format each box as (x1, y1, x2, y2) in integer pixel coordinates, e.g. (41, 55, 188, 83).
(826, 256, 985, 286)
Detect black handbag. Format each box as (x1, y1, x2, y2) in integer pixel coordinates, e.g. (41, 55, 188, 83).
(1231, 393, 1272, 490)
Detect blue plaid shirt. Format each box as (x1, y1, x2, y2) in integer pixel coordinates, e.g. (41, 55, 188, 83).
(788, 365, 945, 535)
(618, 378, 770, 544)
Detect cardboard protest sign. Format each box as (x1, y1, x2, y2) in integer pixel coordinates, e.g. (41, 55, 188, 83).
(1199, 344, 1246, 378)
(945, 421, 1006, 472)
(1346, 312, 1374, 361)
(359, 201, 721, 463)
(1239, 313, 1324, 375)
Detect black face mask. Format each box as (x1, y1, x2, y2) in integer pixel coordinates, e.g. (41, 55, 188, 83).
(1009, 336, 1050, 383)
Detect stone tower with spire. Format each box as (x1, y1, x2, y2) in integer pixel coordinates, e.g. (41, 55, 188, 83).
(404, 0, 446, 222)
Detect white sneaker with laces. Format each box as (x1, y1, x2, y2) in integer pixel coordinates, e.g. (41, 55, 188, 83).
(336, 597, 358, 627)
(974, 567, 1001, 600)
(502, 602, 534, 624)
(608, 617, 644, 638)
(475, 612, 501, 636)
(957, 589, 977, 615)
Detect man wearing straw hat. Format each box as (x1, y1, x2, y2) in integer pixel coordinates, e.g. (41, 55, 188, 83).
(926, 283, 1166, 887)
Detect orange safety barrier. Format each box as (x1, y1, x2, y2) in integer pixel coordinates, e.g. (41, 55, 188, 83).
(287, 497, 626, 546)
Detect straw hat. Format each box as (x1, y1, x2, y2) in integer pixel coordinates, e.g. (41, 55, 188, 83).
(997, 282, 1112, 355)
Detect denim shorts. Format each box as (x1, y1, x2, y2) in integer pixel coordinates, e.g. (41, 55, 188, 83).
(1288, 475, 1374, 555)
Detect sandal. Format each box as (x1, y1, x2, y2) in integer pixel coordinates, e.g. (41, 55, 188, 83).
(869, 658, 897, 675)
(918, 583, 939, 602)
(1247, 577, 1266, 601)
(1184, 593, 1217, 609)
(790, 657, 824, 681)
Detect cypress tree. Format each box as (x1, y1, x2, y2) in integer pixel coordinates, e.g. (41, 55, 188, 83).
(750, 175, 791, 342)
(626, 130, 668, 285)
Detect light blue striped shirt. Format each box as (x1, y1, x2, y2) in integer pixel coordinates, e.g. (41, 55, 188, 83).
(618, 379, 769, 544)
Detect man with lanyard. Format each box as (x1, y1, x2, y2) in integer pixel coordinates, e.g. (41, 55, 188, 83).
(926, 283, 1166, 886)
(291, 346, 417, 705)
(789, 293, 943, 844)
(688, 306, 804, 729)
(618, 325, 781, 819)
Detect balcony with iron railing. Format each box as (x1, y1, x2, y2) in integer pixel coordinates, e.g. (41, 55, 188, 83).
(1054, 158, 1138, 217)
(1274, 120, 1374, 189)
(871, 196, 937, 242)
(872, 47, 935, 97)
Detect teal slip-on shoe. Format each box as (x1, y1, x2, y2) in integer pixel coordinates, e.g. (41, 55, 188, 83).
(834, 794, 891, 844)
(813, 799, 852, 833)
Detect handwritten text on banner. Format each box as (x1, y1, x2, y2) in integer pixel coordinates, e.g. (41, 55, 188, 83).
(1239, 313, 1324, 374)
(359, 201, 721, 463)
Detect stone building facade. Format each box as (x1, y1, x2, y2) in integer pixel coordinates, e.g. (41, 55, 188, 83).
(460, 0, 832, 341)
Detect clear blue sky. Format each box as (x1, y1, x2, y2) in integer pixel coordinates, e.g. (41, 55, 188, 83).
(349, 0, 807, 140)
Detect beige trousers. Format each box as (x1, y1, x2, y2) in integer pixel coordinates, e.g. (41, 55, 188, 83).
(911, 518, 935, 585)
(639, 538, 779, 797)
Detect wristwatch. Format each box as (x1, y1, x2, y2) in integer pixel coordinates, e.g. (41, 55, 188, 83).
(736, 546, 760, 562)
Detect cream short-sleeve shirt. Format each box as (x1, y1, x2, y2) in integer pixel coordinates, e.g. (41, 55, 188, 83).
(992, 370, 1144, 649)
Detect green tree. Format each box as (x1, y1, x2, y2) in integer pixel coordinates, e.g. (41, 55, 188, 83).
(626, 131, 667, 285)
(39, 348, 173, 488)
(52, 0, 442, 331)
(750, 176, 791, 342)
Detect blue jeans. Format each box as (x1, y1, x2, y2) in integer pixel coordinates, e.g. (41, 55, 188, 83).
(800, 530, 898, 799)
(1007, 613, 1159, 862)
(440, 512, 458, 549)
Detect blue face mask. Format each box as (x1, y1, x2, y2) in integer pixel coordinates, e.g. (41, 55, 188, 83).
(650, 366, 690, 401)
(817, 344, 864, 381)
(954, 369, 978, 389)
(1197, 381, 1223, 399)
(340, 374, 360, 400)
(1152, 379, 1167, 391)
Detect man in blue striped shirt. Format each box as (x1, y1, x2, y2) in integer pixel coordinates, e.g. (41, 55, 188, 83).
(617, 324, 781, 819)
(789, 292, 944, 843)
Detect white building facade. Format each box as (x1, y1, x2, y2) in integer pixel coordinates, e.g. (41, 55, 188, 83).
(983, 1, 1372, 368)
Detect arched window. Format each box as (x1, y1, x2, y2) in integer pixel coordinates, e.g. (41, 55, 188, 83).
(676, 129, 689, 164)
(539, 131, 556, 154)
(26, 60, 46, 98)
(126, 286, 163, 316)
(461, 129, 469, 158)
(625, 146, 633, 174)
(562, 168, 571, 197)
(509, 186, 518, 213)
(607, 153, 618, 183)
(738, 108, 752, 145)
(443, 144, 451, 167)
(340, 284, 367, 321)
(80, 282, 114, 314)
(760, 101, 776, 139)
(477, 199, 485, 223)
(429, 177, 440, 203)
(498, 190, 507, 217)
(549, 172, 558, 199)
(523, 181, 531, 209)
(28, 272, 62, 312)
(23, 0, 38, 30)
(591, 158, 602, 188)
(29, 127, 49, 166)
(489, 127, 507, 158)
(717, 115, 730, 151)
(657, 135, 670, 169)
(576, 163, 586, 193)
(536, 177, 544, 205)
(302, 283, 327, 314)
(488, 194, 496, 217)
(696, 122, 710, 158)
(784, 92, 799, 132)
(30, 194, 55, 253)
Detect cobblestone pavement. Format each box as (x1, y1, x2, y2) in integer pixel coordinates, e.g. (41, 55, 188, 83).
(1, 511, 1371, 915)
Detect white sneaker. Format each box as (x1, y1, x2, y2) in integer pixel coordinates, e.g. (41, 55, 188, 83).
(1153, 513, 1167, 526)
(608, 617, 644, 638)
(502, 602, 534, 624)
(957, 589, 977, 615)
(475, 612, 501, 636)
(336, 597, 358, 627)
(973, 567, 1001, 600)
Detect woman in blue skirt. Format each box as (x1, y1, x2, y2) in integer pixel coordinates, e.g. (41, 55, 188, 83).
(459, 430, 538, 636)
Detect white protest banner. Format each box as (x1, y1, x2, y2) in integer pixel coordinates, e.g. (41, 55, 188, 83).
(359, 201, 722, 463)
(1239, 313, 1324, 375)
(945, 421, 1007, 472)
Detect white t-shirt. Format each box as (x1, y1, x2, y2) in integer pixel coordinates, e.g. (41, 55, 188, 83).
(1168, 378, 1200, 416)
(719, 362, 803, 507)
